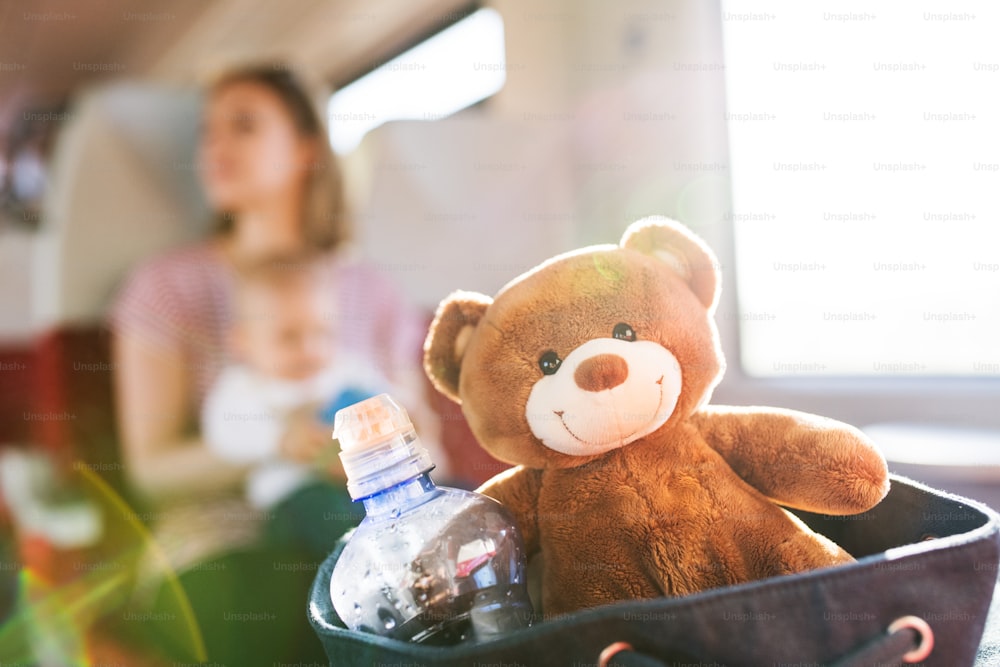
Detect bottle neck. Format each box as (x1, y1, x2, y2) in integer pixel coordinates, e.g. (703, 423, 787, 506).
(339, 427, 435, 501)
(361, 470, 438, 517)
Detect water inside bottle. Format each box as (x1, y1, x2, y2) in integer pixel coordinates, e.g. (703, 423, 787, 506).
(334, 497, 532, 644)
(393, 584, 530, 645)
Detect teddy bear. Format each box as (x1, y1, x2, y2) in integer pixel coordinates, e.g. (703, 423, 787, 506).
(423, 217, 890, 617)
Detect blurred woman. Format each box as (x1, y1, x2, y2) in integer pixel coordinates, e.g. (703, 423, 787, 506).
(110, 64, 445, 570)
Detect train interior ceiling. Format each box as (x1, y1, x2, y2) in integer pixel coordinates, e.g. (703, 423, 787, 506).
(1, 0, 1000, 647)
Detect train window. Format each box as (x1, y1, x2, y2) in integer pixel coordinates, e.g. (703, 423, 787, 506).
(327, 8, 506, 154)
(720, 1, 1000, 378)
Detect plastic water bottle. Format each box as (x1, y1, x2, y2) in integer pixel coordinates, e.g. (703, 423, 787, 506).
(329, 394, 533, 645)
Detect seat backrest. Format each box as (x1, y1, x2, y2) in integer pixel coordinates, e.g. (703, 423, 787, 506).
(23, 83, 209, 469)
(34, 81, 210, 328)
(355, 115, 576, 311)
(0, 228, 37, 445)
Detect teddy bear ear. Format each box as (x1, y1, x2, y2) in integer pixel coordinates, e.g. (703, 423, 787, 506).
(621, 216, 720, 311)
(423, 290, 493, 403)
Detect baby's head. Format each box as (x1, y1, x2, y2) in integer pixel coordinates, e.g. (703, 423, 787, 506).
(231, 254, 336, 381)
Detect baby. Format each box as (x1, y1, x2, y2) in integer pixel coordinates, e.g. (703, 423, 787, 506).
(201, 255, 392, 550)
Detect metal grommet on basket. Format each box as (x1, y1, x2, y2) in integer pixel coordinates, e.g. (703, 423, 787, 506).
(888, 615, 934, 662)
(598, 641, 634, 667)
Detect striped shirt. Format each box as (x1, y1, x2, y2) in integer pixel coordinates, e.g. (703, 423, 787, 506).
(108, 241, 428, 416)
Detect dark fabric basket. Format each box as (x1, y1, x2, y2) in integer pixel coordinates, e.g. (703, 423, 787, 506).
(308, 475, 1000, 666)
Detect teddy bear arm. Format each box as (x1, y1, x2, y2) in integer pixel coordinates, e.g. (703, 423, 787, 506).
(691, 406, 889, 515)
(475, 465, 543, 556)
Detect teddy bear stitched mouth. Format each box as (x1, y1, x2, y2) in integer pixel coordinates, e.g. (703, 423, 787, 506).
(552, 374, 666, 448)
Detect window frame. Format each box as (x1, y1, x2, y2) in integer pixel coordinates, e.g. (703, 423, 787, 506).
(329, 2, 483, 93)
(710, 215, 1000, 431)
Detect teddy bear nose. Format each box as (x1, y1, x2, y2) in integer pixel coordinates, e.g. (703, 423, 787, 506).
(574, 354, 629, 392)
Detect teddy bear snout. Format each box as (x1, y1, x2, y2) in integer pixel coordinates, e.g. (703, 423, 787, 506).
(574, 353, 629, 392)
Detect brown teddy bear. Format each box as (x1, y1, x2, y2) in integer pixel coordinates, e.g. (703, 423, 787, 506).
(424, 217, 889, 617)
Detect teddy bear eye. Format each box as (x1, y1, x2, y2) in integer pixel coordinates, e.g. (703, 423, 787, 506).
(612, 322, 637, 342)
(538, 350, 562, 375)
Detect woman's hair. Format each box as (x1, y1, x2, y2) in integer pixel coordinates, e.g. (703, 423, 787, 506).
(206, 63, 349, 251)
